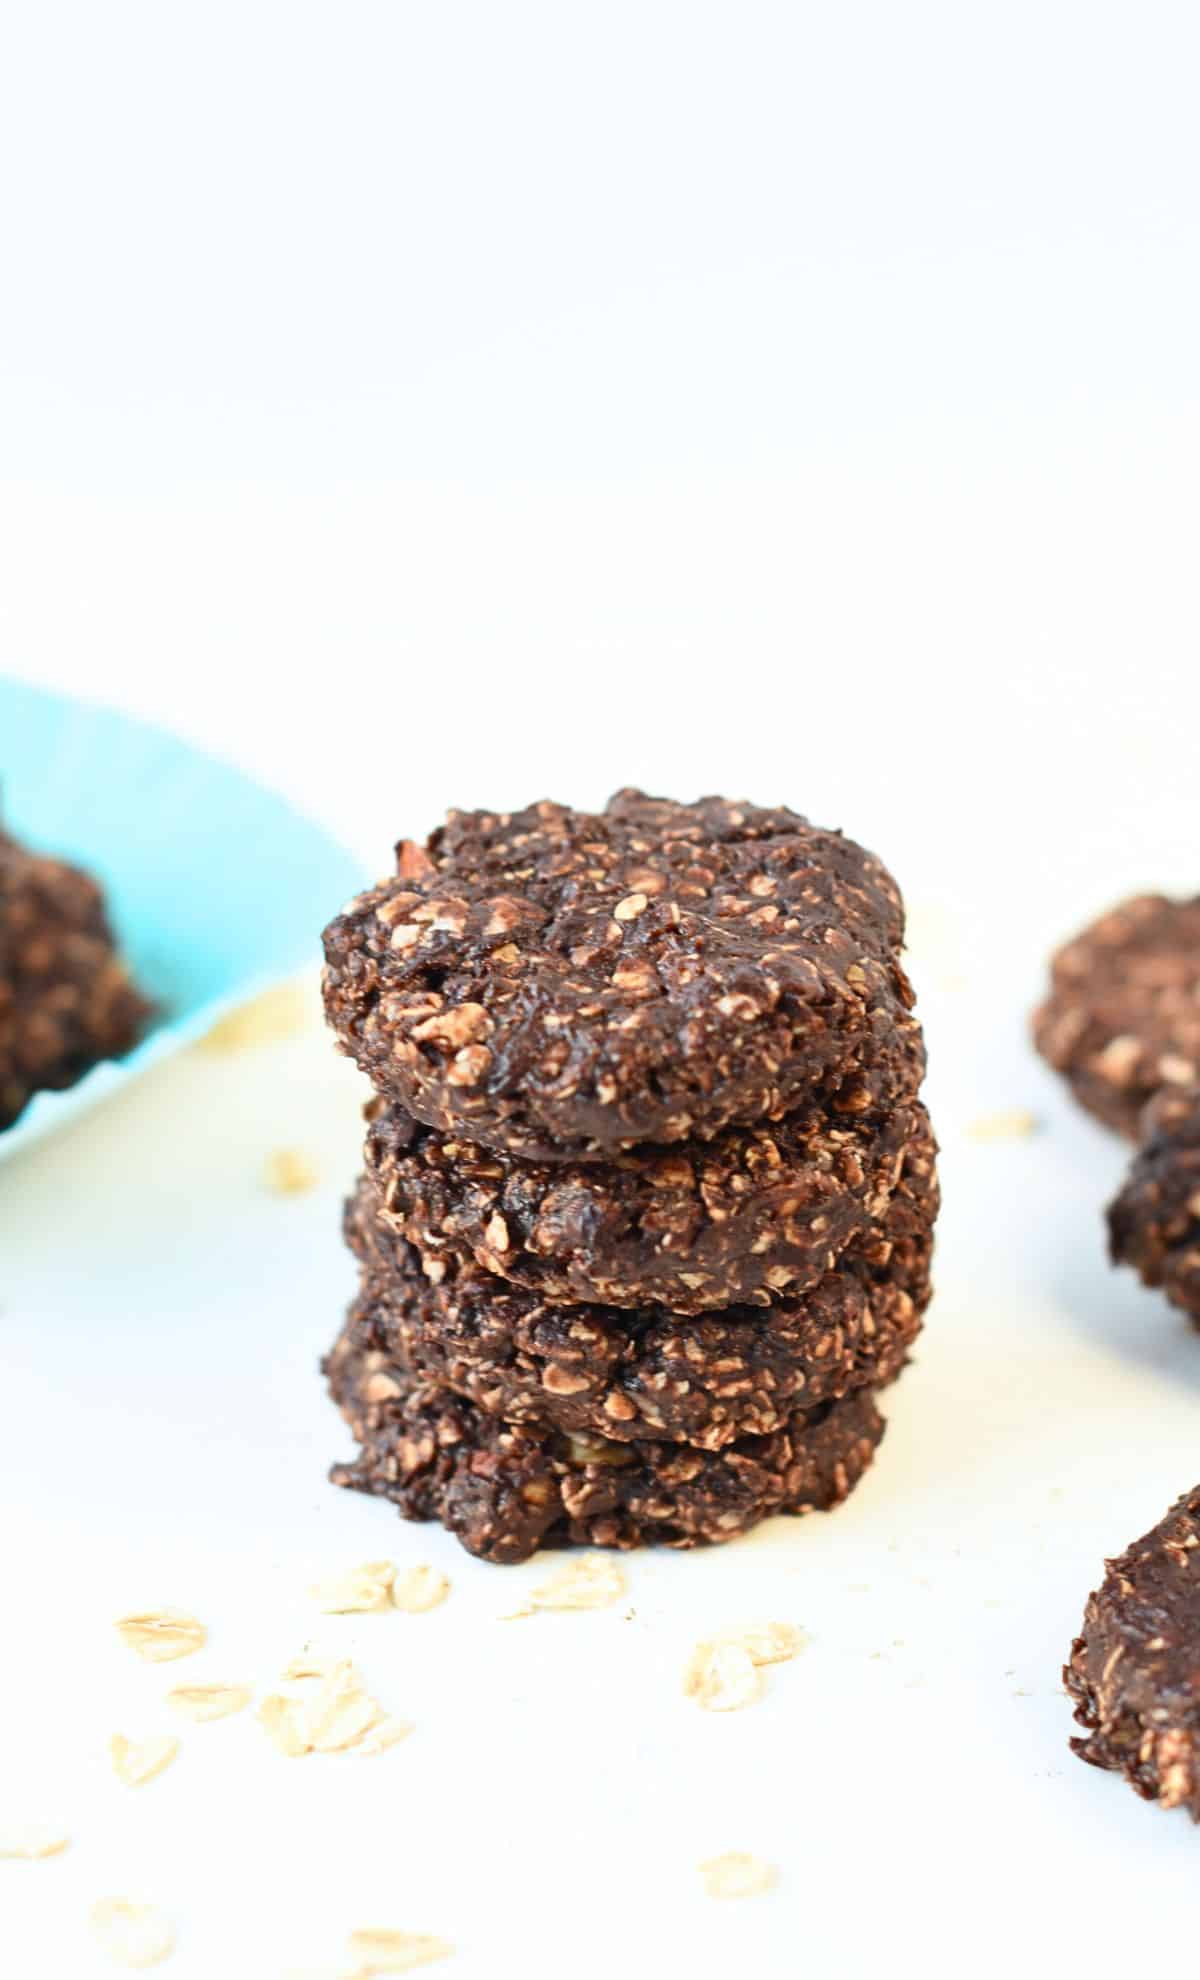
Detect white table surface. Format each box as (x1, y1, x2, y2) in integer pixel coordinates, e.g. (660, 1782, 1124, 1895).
(6, 914, 1200, 1980)
(4, 3, 1200, 1970)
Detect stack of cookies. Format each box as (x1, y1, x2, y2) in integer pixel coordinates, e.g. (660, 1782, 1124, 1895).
(320, 791, 938, 1563)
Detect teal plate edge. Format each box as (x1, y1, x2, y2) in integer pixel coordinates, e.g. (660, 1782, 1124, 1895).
(0, 675, 369, 1164)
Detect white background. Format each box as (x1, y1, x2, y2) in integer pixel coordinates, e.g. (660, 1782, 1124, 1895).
(4, 4, 1200, 1975)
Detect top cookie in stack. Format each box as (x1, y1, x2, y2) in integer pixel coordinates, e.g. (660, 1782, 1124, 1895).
(321, 791, 937, 1562)
(323, 791, 924, 1157)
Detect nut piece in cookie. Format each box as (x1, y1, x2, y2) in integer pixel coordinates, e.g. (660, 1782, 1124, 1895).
(322, 791, 923, 1161)
(1065, 1485, 1200, 1819)
(1033, 895, 1200, 1138)
(0, 826, 151, 1130)
(1108, 1085, 1200, 1324)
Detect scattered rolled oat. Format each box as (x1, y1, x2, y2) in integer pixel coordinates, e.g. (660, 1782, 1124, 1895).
(713, 1621, 807, 1667)
(165, 1682, 251, 1723)
(311, 1560, 398, 1614)
(89, 1898, 175, 1968)
(258, 1695, 311, 1759)
(504, 1554, 626, 1618)
(264, 1148, 319, 1195)
(966, 1108, 1040, 1142)
(347, 1927, 453, 1973)
(115, 1610, 206, 1663)
(698, 1852, 777, 1900)
(682, 1641, 762, 1712)
(0, 1823, 70, 1859)
(258, 1655, 410, 1758)
(391, 1565, 450, 1615)
(354, 1715, 414, 1758)
(109, 1734, 179, 1788)
(198, 982, 311, 1054)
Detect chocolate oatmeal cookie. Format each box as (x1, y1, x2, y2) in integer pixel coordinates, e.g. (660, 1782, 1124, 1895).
(0, 827, 150, 1130)
(362, 1093, 924, 1313)
(346, 1104, 936, 1447)
(322, 791, 923, 1161)
(342, 1171, 931, 1452)
(1033, 895, 1200, 1138)
(1065, 1486, 1200, 1820)
(326, 1323, 886, 1563)
(1108, 1086, 1200, 1324)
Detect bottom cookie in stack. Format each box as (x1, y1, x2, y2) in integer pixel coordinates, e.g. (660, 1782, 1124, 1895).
(326, 1337, 887, 1565)
(325, 1111, 937, 1561)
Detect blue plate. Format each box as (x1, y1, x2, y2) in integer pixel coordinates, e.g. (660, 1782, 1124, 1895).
(0, 677, 368, 1164)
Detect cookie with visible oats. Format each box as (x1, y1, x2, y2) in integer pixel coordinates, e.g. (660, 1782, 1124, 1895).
(1033, 895, 1200, 1139)
(0, 826, 151, 1130)
(341, 1106, 936, 1448)
(322, 791, 924, 1162)
(325, 1326, 886, 1564)
(362, 1091, 923, 1313)
(1108, 1085, 1200, 1324)
(1065, 1485, 1200, 1820)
